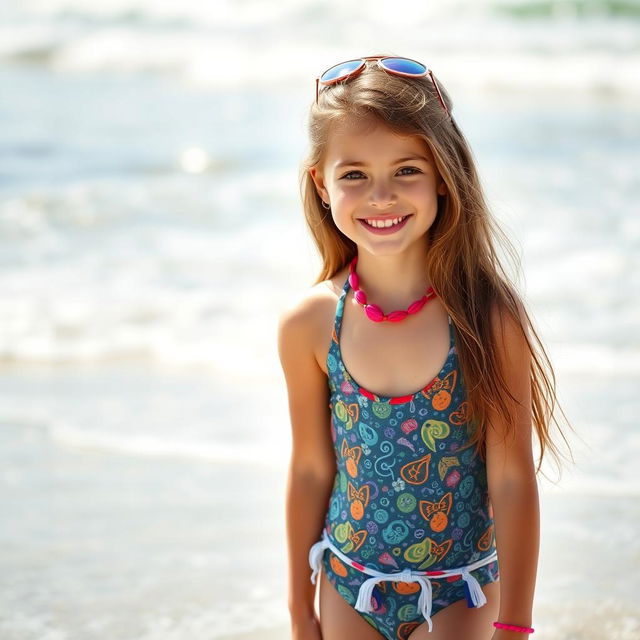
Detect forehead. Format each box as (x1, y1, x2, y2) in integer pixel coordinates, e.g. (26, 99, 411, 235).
(324, 116, 434, 167)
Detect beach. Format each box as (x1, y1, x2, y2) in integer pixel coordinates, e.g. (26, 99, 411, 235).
(1, 1, 639, 639)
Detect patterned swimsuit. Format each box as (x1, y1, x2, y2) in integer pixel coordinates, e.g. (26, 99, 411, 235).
(308, 272, 500, 640)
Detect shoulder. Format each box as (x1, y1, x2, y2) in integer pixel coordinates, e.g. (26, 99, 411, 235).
(488, 292, 530, 362)
(277, 276, 339, 340)
(277, 272, 347, 482)
(489, 293, 532, 434)
(277, 268, 349, 360)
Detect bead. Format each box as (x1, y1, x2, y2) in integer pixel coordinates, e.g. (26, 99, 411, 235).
(387, 310, 409, 322)
(348, 272, 359, 289)
(407, 297, 427, 314)
(354, 289, 368, 305)
(365, 304, 385, 322)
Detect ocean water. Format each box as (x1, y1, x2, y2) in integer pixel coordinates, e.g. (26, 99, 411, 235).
(0, 1, 639, 639)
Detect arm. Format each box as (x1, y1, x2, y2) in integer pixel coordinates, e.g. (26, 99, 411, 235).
(485, 300, 540, 639)
(277, 298, 337, 631)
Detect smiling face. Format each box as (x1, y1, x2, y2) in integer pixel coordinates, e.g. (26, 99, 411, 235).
(309, 115, 447, 257)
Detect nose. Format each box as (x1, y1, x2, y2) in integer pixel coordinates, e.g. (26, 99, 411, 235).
(369, 179, 397, 208)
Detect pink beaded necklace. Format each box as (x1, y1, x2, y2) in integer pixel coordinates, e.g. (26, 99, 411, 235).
(348, 255, 437, 323)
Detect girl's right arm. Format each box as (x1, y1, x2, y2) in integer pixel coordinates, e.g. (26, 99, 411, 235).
(277, 297, 337, 636)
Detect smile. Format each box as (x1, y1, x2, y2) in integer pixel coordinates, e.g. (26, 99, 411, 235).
(358, 215, 411, 234)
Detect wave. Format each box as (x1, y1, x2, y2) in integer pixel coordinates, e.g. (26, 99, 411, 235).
(1, 1, 638, 94)
(48, 421, 290, 468)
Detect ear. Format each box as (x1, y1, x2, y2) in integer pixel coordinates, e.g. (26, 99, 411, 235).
(309, 166, 329, 202)
(437, 181, 448, 196)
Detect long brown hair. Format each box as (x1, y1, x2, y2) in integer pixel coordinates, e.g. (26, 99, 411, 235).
(299, 54, 575, 480)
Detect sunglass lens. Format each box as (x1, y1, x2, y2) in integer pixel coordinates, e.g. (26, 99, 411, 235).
(320, 59, 364, 83)
(380, 57, 427, 75)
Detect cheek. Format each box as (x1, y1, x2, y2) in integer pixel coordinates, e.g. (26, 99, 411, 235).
(331, 208, 353, 230)
(331, 189, 358, 209)
(413, 185, 441, 212)
(330, 202, 359, 235)
(410, 180, 439, 199)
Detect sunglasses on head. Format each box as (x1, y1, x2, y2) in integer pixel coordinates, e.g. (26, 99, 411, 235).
(315, 55, 450, 118)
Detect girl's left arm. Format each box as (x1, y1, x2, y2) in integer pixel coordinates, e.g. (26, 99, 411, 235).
(485, 300, 540, 639)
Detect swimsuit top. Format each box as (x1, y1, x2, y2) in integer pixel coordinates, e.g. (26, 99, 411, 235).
(323, 272, 496, 572)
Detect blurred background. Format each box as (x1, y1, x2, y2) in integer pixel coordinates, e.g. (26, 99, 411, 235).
(0, 1, 639, 639)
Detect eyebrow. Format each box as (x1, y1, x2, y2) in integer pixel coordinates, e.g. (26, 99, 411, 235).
(334, 155, 430, 169)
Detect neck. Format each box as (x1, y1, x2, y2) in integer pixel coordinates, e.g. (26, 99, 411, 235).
(352, 248, 432, 309)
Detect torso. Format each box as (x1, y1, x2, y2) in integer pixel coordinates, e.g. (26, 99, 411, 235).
(313, 267, 452, 397)
(312, 266, 496, 571)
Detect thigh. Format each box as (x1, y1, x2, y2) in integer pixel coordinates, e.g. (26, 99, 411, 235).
(319, 567, 385, 640)
(407, 579, 500, 640)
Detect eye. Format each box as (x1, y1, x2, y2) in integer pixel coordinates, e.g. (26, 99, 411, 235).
(340, 170, 364, 180)
(398, 166, 422, 176)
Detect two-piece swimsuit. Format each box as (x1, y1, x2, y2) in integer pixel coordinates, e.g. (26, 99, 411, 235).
(308, 272, 500, 640)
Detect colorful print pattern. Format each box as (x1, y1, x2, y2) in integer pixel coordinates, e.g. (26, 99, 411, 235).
(320, 273, 499, 638)
(322, 548, 499, 640)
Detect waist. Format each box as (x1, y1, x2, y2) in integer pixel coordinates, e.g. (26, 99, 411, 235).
(309, 527, 498, 632)
(322, 527, 497, 579)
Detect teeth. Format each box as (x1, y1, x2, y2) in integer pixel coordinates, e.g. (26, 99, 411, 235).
(365, 216, 406, 228)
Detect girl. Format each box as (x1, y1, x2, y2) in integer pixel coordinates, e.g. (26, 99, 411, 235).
(278, 55, 572, 640)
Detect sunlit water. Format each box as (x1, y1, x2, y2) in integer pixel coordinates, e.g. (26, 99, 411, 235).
(1, 1, 639, 638)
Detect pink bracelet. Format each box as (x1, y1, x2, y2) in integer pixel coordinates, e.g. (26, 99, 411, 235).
(493, 621, 535, 633)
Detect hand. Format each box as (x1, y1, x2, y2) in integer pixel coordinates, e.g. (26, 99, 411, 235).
(291, 611, 323, 640)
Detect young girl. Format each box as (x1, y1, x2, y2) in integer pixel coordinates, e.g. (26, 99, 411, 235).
(278, 55, 571, 640)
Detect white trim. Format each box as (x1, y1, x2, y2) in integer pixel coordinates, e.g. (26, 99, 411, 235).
(309, 528, 498, 633)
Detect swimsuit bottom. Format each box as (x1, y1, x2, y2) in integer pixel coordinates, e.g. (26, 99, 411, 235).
(309, 528, 499, 639)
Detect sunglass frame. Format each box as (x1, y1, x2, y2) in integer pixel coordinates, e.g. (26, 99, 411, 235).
(315, 55, 450, 118)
